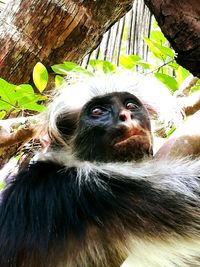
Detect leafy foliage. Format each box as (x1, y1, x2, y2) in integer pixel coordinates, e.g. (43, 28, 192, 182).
(89, 60, 116, 73)
(0, 78, 46, 119)
(52, 61, 93, 77)
(33, 62, 48, 93)
(119, 55, 151, 70)
(117, 22, 194, 93)
(0, 21, 199, 119)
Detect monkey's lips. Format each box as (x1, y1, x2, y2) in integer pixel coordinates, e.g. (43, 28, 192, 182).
(112, 128, 152, 161)
(114, 128, 149, 146)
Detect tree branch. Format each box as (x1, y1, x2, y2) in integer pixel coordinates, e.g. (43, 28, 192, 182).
(175, 74, 199, 97)
(0, 115, 44, 167)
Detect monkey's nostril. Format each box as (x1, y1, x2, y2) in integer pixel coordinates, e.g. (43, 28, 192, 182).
(119, 110, 132, 122)
(119, 114, 127, 121)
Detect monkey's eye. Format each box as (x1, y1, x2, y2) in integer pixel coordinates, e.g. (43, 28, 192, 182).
(90, 107, 106, 117)
(125, 102, 139, 111)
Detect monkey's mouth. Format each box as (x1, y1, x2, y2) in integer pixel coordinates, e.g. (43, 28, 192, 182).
(111, 128, 152, 161)
(114, 128, 148, 146)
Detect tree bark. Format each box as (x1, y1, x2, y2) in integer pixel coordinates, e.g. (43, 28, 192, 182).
(0, 0, 133, 84)
(144, 0, 200, 78)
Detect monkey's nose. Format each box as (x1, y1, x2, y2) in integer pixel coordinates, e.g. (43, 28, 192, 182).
(119, 110, 133, 122)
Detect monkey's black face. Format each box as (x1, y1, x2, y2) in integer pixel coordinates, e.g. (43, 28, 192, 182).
(73, 92, 153, 162)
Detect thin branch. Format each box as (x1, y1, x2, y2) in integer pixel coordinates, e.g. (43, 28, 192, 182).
(0, 114, 44, 167)
(176, 91, 200, 116)
(0, 121, 35, 147)
(174, 74, 199, 97)
(145, 59, 174, 75)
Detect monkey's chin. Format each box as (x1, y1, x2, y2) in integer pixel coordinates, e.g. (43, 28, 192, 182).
(113, 135, 152, 160)
(114, 134, 149, 147)
(114, 135, 140, 146)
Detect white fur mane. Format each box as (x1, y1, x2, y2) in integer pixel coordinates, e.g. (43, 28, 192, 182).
(47, 74, 182, 145)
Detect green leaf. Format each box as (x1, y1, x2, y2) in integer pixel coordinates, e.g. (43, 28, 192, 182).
(21, 103, 46, 112)
(15, 84, 37, 105)
(129, 55, 143, 62)
(0, 100, 15, 111)
(64, 61, 80, 70)
(150, 30, 166, 44)
(0, 111, 6, 119)
(102, 61, 116, 74)
(135, 60, 151, 69)
(55, 75, 66, 88)
(191, 84, 200, 93)
(15, 84, 46, 111)
(17, 94, 46, 108)
(33, 62, 48, 93)
(0, 78, 17, 103)
(119, 55, 143, 69)
(88, 60, 99, 71)
(89, 60, 116, 74)
(16, 84, 34, 95)
(166, 126, 176, 138)
(0, 78, 17, 110)
(154, 73, 178, 93)
(52, 62, 93, 76)
(120, 55, 151, 70)
(168, 61, 179, 71)
(69, 66, 94, 76)
(0, 78, 47, 114)
(51, 64, 69, 75)
(144, 37, 175, 60)
(176, 66, 190, 86)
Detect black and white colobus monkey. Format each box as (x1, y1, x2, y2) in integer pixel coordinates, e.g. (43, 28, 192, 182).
(0, 75, 200, 267)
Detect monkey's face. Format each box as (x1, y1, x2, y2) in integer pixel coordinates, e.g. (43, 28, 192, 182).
(73, 92, 153, 162)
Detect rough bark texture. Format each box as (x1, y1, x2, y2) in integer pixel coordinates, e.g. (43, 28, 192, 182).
(0, 0, 133, 84)
(144, 0, 200, 78)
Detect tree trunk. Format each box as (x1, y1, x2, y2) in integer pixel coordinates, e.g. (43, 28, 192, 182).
(144, 0, 200, 78)
(0, 0, 133, 84)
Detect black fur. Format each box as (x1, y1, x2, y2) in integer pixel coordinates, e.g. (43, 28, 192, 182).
(0, 159, 200, 267)
(0, 88, 200, 267)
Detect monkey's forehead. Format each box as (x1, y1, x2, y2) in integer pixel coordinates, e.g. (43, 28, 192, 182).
(51, 74, 181, 120)
(52, 74, 168, 109)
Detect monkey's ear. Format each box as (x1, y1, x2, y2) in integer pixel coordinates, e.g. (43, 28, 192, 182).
(56, 112, 78, 137)
(47, 111, 78, 147)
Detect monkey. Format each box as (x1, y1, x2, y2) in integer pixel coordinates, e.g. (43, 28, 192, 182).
(0, 74, 200, 267)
